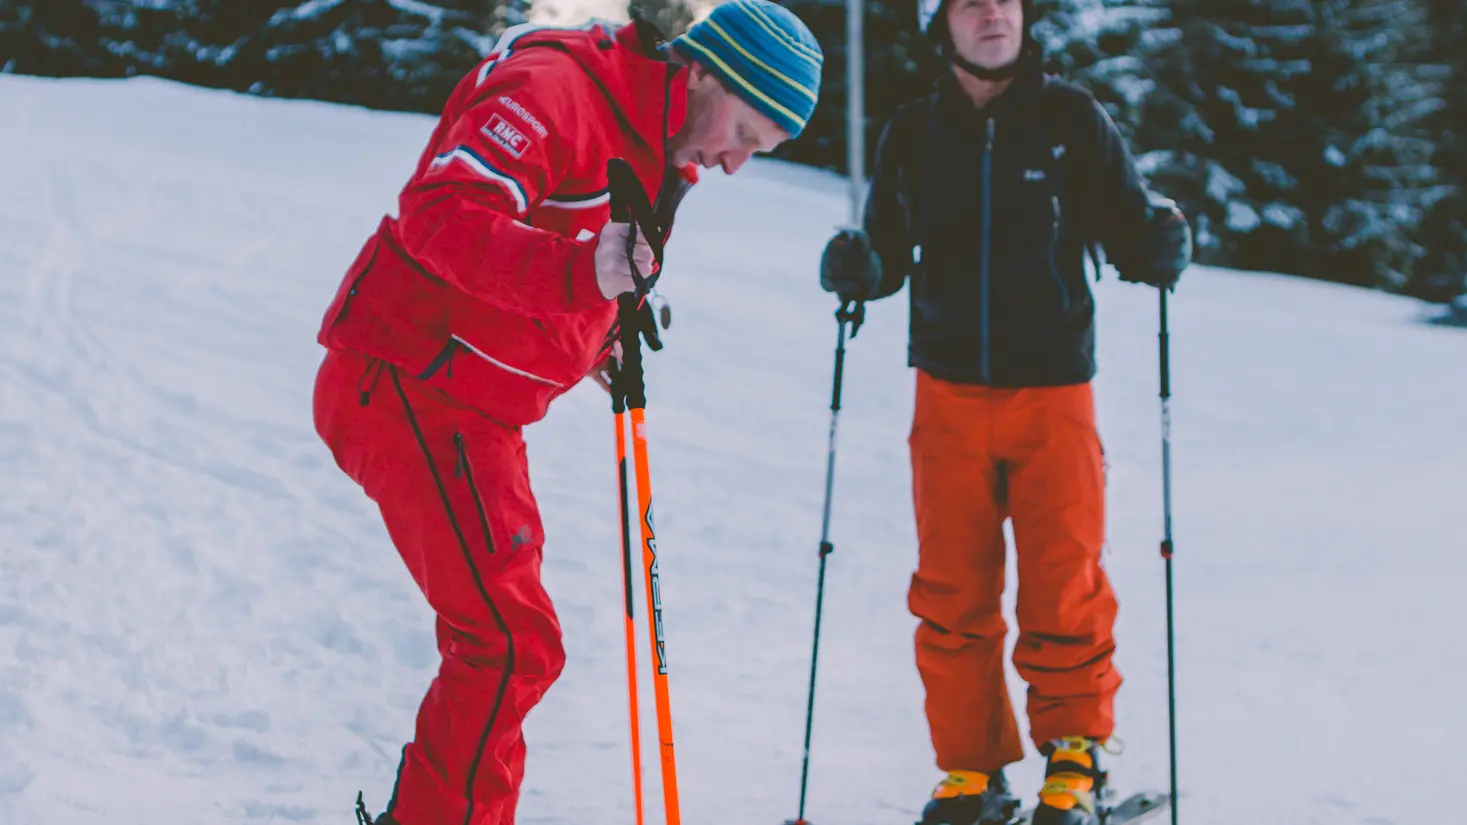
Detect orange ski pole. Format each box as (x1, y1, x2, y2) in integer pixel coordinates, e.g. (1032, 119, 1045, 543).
(608, 156, 680, 825)
(617, 291, 680, 825)
(612, 375, 646, 825)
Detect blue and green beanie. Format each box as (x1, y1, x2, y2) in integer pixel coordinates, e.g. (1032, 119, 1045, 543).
(669, 0, 823, 138)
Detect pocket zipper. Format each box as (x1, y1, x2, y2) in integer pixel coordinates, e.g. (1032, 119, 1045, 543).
(454, 433, 497, 556)
(1049, 194, 1071, 312)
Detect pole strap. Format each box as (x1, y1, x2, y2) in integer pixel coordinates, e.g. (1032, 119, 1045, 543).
(608, 157, 666, 297)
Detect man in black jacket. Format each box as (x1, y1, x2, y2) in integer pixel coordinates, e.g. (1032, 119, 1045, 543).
(819, 1, 1191, 823)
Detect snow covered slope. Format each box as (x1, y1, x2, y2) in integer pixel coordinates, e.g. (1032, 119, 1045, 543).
(1, 73, 1463, 825)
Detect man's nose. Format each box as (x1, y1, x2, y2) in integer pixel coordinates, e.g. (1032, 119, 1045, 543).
(722, 149, 753, 175)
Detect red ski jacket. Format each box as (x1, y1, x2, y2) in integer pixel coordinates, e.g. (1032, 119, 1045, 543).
(317, 20, 696, 426)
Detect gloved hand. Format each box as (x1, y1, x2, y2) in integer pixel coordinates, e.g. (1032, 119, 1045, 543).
(820, 229, 883, 302)
(1118, 196, 1192, 291)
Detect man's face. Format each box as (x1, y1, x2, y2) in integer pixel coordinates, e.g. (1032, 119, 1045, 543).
(669, 64, 788, 175)
(947, 0, 1024, 72)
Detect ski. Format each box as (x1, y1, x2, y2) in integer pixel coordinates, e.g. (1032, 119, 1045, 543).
(1105, 790, 1171, 823)
(1009, 791, 1171, 825)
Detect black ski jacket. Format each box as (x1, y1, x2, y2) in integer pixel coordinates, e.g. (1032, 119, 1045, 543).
(863, 66, 1156, 387)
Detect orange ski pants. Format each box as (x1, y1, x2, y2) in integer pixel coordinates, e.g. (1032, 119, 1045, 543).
(907, 370, 1121, 773)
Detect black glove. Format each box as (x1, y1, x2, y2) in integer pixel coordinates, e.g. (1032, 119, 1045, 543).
(1118, 196, 1192, 291)
(820, 229, 883, 302)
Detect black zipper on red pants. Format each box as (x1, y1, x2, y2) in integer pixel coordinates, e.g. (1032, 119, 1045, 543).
(455, 433, 497, 556)
(388, 367, 513, 825)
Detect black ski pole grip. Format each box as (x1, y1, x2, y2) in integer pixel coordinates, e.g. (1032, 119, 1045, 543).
(609, 157, 632, 224)
(606, 158, 666, 294)
(617, 293, 648, 409)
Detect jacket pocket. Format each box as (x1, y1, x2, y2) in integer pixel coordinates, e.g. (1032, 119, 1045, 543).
(321, 236, 382, 332)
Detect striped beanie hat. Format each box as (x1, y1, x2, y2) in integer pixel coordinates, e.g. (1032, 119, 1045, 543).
(669, 0, 823, 138)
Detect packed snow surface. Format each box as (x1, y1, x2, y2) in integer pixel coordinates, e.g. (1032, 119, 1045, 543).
(1, 74, 1462, 825)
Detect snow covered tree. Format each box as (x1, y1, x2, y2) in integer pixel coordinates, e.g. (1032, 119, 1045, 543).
(0, 0, 513, 115)
(771, 0, 931, 174)
(1137, 0, 1316, 272)
(769, 0, 1170, 177)
(1297, 0, 1449, 290)
(236, 0, 502, 112)
(630, 0, 695, 39)
(1415, 0, 1467, 302)
(0, 0, 127, 77)
(503, 0, 532, 28)
(1031, 0, 1170, 142)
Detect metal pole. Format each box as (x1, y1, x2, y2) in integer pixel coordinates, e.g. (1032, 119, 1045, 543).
(792, 307, 852, 825)
(1159, 287, 1178, 825)
(846, 0, 865, 226)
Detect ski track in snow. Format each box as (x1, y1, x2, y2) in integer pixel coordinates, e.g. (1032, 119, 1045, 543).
(1, 74, 1463, 825)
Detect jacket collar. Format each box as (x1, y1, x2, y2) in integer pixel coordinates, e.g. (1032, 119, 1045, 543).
(598, 20, 689, 145)
(934, 62, 1047, 122)
(512, 20, 689, 152)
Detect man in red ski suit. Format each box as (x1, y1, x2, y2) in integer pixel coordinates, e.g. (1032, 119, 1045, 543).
(311, 4, 823, 824)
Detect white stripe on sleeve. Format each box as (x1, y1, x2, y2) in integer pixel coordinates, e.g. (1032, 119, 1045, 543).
(429, 146, 530, 214)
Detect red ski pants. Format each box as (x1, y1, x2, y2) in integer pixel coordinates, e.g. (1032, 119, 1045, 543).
(907, 371, 1121, 773)
(314, 348, 565, 825)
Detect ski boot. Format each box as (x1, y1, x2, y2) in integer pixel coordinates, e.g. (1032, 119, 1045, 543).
(1032, 737, 1111, 825)
(917, 769, 1022, 825)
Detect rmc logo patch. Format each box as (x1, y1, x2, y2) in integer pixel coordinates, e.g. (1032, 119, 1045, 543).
(482, 113, 531, 159)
